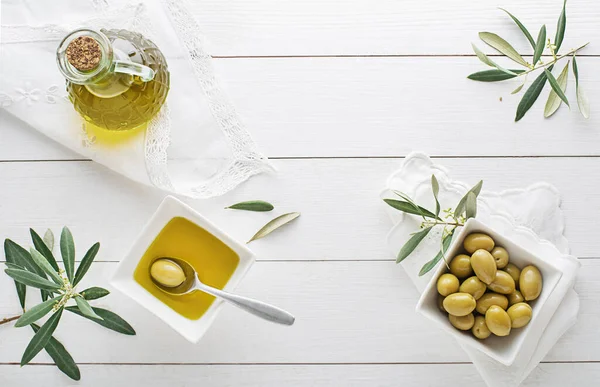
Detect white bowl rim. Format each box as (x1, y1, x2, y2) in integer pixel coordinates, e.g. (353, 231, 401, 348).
(109, 195, 256, 343)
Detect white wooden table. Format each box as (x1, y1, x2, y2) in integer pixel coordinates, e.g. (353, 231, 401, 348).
(2, 0, 600, 385)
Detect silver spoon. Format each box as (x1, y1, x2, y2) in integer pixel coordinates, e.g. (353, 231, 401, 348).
(150, 257, 295, 326)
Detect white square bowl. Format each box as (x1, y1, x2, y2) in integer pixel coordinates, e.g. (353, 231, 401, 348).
(416, 218, 563, 366)
(110, 195, 256, 343)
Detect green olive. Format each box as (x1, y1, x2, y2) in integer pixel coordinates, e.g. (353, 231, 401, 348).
(491, 246, 509, 269)
(459, 276, 486, 300)
(476, 293, 508, 314)
(449, 313, 475, 331)
(507, 302, 532, 328)
(443, 293, 476, 317)
(520, 265, 543, 301)
(463, 233, 495, 254)
(504, 263, 521, 286)
(508, 290, 525, 306)
(437, 295, 447, 313)
(150, 259, 186, 287)
(437, 273, 460, 296)
(471, 249, 497, 285)
(485, 305, 512, 336)
(472, 315, 491, 340)
(449, 254, 473, 279)
(487, 270, 516, 295)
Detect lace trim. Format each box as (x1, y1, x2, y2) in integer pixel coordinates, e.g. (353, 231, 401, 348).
(145, 104, 174, 191)
(120, 4, 175, 192)
(160, 0, 273, 197)
(100, 0, 272, 196)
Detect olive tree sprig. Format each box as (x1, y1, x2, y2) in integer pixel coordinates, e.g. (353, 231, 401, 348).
(1, 227, 135, 381)
(468, 1, 590, 120)
(383, 176, 482, 276)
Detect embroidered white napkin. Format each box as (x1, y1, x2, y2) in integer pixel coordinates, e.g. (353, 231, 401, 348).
(1, 0, 272, 198)
(382, 152, 580, 387)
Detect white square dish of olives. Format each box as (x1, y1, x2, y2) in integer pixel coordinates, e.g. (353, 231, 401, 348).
(416, 218, 563, 366)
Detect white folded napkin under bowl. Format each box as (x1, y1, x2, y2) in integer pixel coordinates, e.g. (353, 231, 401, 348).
(382, 152, 580, 387)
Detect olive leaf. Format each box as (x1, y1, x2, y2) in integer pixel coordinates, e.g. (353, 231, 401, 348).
(397, 227, 433, 264)
(467, 69, 525, 82)
(43, 229, 55, 252)
(5, 238, 51, 301)
(247, 212, 301, 243)
(554, 0, 567, 52)
(533, 25, 546, 65)
(515, 70, 549, 122)
(383, 199, 438, 219)
(419, 229, 455, 277)
(573, 55, 590, 119)
(29, 248, 63, 285)
(60, 227, 76, 282)
(81, 286, 110, 301)
(73, 242, 100, 286)
(393, 191, 442, 220)
(31, 324, 80, 381)
(15, 296, 61, 327)
(544, 61, 569, 117)
(226, 200, 274, 212)
(21, 307, 64, 366)
(66, 306, 136, 335)
(5, 240, 44, 275)
(431, 175, 441, 217)
(4, 240, 27, 309)
(454, 181, 483, 219)
(544, 68, 569, 107)
(465, 192, 478, 220)
(4, 262, 23, 270)
(511, 80, 526, 95)
(31, 229, 59, 272)
(74, 295, 103, 320)
(479, 32, 529, 67)
(4, 268, 62, 291)
(472, 44, 517, 75)
(499, 8, 536, 48)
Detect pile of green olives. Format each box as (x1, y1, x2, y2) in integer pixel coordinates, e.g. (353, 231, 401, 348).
(436, 233, 543, 339)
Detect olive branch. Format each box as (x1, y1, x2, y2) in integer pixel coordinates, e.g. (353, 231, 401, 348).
(1, 227, 135, 381)
(468, 1, 590, 121)
(383, 175, 482, 276)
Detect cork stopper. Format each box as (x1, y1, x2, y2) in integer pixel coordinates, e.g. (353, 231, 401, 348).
(66, 36, 102, 71)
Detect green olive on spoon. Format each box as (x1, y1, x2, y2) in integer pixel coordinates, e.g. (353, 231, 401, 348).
(150, 258, 295, 326)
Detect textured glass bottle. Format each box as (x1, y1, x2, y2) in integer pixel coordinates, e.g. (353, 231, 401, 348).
(57, 28, 169, 131)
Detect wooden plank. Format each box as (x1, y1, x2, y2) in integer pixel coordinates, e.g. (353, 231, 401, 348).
(0, 260, 598, 364)
(2, 362, 600, 386)
(189, 0, 599, 57)
(2, 56, 599, 160)
(0, 157, 598, 261)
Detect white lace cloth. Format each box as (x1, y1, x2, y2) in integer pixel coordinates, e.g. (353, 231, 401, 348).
(0, 0, 272, 198)
(381, 153, 580, 387)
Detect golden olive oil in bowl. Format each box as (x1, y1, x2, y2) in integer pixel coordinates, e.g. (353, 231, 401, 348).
(111, 196, 256, 343)
(133, 217, 239, 320)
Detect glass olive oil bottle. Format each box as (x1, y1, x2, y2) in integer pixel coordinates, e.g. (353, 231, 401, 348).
(57, 28, 169, 132)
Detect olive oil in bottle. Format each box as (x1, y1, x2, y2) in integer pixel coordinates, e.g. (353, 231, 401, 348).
(57, 28, 169, 133)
